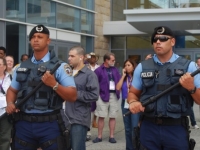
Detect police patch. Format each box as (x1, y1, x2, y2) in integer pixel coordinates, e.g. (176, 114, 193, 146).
(174, 69, 184, 76)
(17, 67, 29, 73)
(141, 72, 154, 78)
(64, 64, 72, 76)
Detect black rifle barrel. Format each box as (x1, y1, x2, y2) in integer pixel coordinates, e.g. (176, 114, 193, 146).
(0, 62, 61, 119)
(123, 68, 200, 117)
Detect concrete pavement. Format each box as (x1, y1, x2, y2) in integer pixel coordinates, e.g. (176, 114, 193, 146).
(86, 99, 200, 150)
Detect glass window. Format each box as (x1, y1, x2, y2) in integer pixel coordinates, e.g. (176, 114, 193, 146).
(6, 22, 26, 65)
(81, 0, 94, 10)
(27, 0, 56, 27)
(6, 0, 26, 22)
(57, 46, 69, 62)
(81, 36, 94, 54)
(111, 0, 125, 21)
(111, 50, 124, 68)
(59, 0, 81, 7)
(81, 10, 93, 34)
(59, 0, 94, 10)
(127, 0, 200, 9)
(57, 4, 80, 32)
(185, 36, 200, 48)
(111, 36, 125, 49)
(127, 36, 152, 49)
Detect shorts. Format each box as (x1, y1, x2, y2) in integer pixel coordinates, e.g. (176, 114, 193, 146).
(95, 93, 119, 118)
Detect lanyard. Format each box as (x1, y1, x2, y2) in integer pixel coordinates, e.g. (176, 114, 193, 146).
(0, 75, 5, 91)
(106, 68, 113, 80)
(126, 76, 132, 93)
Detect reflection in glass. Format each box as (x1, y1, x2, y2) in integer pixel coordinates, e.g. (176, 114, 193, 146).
(195, 54, 200, 61)
(6, 0, 26, 22)
(81, 36, 93, 54)
(185, 36, 200, 48)
(81, 10, 93, 34)
(58, 46, 68, 62)
(111, 0, 125, 21)
(111, 50, 124, 68)
(57, 4, 80, 32)
(81, 0, 94, 10)
(111, 37, 125, 49)
(6, 22, 26, 64)
(127, 36, 151, 49)
(27, 0, 56, 27)
(59, 0, 94, 10)
(127, 0, 200, 9)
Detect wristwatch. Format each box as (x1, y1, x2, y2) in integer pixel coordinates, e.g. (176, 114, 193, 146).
(189, 87, 196, 94)
(53, 82, 58, 91)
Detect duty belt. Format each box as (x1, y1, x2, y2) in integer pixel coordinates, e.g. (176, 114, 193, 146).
(143, 116, 187, 126)
(14, 110, 61, 122)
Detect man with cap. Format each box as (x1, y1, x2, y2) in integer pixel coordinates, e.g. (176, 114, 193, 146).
(128, 26, 200, 149)
(6, 24, 77, 150)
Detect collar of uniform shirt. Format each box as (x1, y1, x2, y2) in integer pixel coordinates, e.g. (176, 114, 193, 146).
(153, 53, 179, 65)
(31, 52, 50, 64)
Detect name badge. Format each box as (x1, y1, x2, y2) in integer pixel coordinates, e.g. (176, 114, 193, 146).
(141, 72, 154, 78)
(124, 99, 129, 109)
(109, 81, 115, 90)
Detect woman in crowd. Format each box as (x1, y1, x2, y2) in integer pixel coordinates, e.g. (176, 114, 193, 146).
(0, 57, 12, 150)
(116, 59, 140, 150)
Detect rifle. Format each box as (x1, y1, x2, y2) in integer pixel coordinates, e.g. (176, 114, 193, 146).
(123, 68, 200, 117)
(0, 62, 61, 120)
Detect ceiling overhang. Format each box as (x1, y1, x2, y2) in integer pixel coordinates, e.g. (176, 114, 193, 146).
(103, 21, 146, 36)
(124, 8, 200, 35)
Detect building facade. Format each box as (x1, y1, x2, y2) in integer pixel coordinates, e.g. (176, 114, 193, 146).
(1, 0, 200, 65)
(106, 0, 200, 65)
(0, 0, 97, 64)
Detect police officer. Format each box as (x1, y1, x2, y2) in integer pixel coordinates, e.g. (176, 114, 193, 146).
(6, 24, 77, 150)
(128, 26, 200, 150)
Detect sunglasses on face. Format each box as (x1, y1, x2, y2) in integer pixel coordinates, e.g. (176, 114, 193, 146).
(153, 36, 172, 43)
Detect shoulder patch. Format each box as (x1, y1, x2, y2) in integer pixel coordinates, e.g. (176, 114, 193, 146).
(64, 64, 72, 76)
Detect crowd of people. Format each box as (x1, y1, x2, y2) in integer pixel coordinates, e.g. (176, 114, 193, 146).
(0, 24, 200, 150)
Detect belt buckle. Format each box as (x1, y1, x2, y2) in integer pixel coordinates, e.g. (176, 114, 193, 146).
(156, 118, 163, 125)
(31, 116, 38, 122)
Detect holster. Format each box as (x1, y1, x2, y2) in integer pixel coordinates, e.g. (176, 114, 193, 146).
(62, 124, 71, 150)
(182, 117, 196, 150)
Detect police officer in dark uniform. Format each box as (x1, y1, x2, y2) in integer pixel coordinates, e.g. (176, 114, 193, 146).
(6, 24, 77, 150)
(128, 26, 200, 150)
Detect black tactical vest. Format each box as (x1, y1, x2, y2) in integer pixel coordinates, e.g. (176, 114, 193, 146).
(140, 56, 193, 118)
(16, 50, 63, 111)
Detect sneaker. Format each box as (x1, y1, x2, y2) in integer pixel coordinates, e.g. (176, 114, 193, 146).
(92, 137, 102, 143)
(86, 135, 91, 141)
(192, 125, 199, 129)
(109, 137, 117, 143)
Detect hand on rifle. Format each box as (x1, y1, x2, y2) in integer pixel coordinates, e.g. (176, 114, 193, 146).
(179, 72, 195, 91)
(42, 71, 57, 88)
(6, 102, 20, 115)
(129, 100, 145, 114)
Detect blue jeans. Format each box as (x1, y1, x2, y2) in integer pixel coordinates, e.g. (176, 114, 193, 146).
(70, 124, 88, 150)
(140, 120, 188, 150)
(121, 100, 140, 150)
(188, 107, 196, 126)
